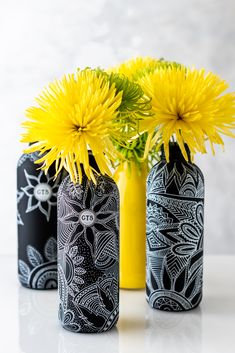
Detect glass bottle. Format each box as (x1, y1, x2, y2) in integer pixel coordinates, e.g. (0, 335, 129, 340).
(58, 154, 119, 333)
(146, 143, 204, 311)
(17, 152, 64, 289)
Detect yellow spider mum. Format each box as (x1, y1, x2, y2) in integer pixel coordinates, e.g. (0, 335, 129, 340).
(109, 56, 160, 80)
(138, 66, 235, 161)
(108, 56, 182, 167)
(21, 69, 123, 184)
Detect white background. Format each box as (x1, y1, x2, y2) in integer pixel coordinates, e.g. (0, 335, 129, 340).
(0, 0, 235, 255)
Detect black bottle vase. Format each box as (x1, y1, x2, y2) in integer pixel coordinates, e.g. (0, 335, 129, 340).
(57, 155, 119, 333)
(146, 143, 204, 311)
(17, 152, 64, 289)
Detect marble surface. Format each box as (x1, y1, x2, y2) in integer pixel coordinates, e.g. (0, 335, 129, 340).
(1, 255, 235, 353)
(0, 0, 235, 255)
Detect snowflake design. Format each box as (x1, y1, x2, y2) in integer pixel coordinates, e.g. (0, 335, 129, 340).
(17, 190, 24, 225)
(21, 169, 60, 221)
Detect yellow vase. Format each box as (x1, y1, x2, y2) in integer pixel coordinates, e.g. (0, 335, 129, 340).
(113, 160, 147, 289)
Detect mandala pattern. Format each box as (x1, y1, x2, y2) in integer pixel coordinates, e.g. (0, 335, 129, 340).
(58, 173, 119, 333)
(146, 157, 204, 311)
(18, 237, 57, 289)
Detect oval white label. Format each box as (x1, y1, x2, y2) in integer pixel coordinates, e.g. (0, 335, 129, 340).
(34, 183, 52, 202)
(79, 209, 95, 227)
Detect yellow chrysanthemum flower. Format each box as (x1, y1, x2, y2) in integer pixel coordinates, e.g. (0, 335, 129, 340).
(21, 69, 123, 184)
(108, 57, 181, 166)
(109, 56, 160, 80)
(138, 66, 235, 161)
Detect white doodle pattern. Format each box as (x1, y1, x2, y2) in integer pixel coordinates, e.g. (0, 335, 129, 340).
(18, 237, 58, 289)
(146, 158, 204, 312)
(21, 169, 60, 222)
(58, 173, 119, 333)
(17, 190, 24, 225)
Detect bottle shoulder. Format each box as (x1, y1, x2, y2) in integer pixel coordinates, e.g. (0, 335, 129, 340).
(17, 152, 39, 167)
(147, 160, 204, 181)
(17, 153, 32, 168)
(58, 173, 119, 202)
(190, 162, 204, 182)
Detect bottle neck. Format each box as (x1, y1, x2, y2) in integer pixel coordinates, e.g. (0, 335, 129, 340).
(160, 142, 191, 163)
(87, 151, 100, 173)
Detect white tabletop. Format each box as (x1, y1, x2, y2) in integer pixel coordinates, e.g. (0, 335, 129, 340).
(1, 255, 235, 353)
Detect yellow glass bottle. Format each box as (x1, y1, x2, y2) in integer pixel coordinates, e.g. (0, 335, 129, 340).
(114, 160, 147, 289)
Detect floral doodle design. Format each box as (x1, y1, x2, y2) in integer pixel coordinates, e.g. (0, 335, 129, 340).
(73, 275, 119, 333)
(18, 237, 57, 289)
(21, 169, 60, 221)
(146, 160, 204, 311)
(58, 175, 119, 268)
(62, 246, 86, 297)
(17, 190, 24, 225)
(58, 303, 81, 333)
(66, 183, 84, 200)
(58, 173, 119, 333)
